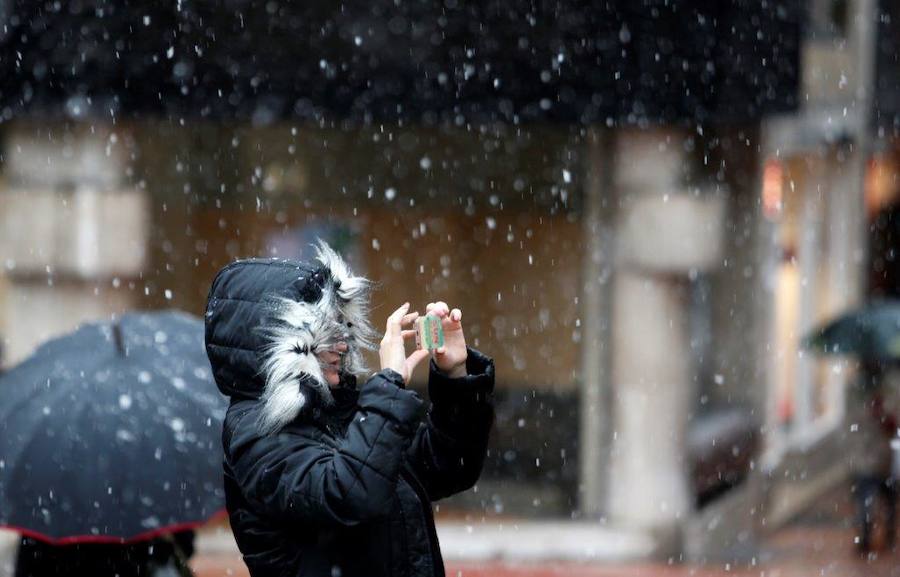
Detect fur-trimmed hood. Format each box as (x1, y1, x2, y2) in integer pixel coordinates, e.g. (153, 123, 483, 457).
(205, 242, 376, 434)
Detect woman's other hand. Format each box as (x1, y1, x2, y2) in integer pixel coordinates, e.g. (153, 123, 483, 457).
(426, 301, 467, 378)
(379, 303, 430, 384)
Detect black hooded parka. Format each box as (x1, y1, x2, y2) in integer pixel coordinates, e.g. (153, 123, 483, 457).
(204, 256, 494, 577)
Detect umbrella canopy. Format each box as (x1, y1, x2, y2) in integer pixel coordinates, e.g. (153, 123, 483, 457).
(0, 310, 227, 544)
(803, 301, 900, 362)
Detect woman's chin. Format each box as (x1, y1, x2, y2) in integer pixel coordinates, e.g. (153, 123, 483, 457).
(324, 370, 341, 387)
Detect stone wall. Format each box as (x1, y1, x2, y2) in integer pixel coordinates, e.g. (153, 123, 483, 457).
(0, 122, 147, 366)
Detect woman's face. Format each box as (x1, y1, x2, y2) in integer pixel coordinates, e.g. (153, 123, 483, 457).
(317, 342, 348, 387)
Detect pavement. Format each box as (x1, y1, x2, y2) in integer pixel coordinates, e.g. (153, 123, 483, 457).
(191, 482, 900, 577)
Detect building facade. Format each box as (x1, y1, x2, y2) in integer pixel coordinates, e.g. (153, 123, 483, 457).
(2, 0, 889, 564)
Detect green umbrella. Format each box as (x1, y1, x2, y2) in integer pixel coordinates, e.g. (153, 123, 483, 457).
(803, 301, 900, 362)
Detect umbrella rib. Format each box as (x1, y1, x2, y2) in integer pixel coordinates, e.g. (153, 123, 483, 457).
(2, 394, 96, 532)
(152, 366, 224, 420)
(0, 374, 96, 473)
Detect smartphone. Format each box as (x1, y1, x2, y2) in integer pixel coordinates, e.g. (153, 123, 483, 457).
(415, 315, 445, 351)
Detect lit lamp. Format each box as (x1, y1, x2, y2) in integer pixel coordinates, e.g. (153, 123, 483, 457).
(865, 153, 899, 218)
(762, 158, 784, 221)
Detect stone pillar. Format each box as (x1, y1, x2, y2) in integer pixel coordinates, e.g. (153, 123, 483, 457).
(0, 122, 147, 366)
(826, 143, 866, 311)
(578, 129, 614, 517)
(821, 143, 866, 419)
(792, 154, 827, 432)
(0, 274, 6, 368)
(605, 129, 724, 534)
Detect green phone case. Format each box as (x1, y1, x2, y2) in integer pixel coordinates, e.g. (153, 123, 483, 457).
(416, 315, 445, 351)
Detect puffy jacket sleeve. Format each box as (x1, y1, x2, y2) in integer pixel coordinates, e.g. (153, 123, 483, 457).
(224, 369, 425, 527)
(407, 347, 495, 500)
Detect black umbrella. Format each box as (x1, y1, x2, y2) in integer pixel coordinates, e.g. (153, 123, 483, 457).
(0, 310, 227, 543)
(803, 301, 900, 363)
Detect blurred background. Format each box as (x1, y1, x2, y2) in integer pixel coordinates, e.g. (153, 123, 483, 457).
(1, 0, 900, 575)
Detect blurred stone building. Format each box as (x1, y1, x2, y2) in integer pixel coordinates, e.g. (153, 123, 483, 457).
(0, 0, 896, 564)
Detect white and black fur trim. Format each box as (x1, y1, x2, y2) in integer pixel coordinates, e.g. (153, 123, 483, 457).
(258, 240, 376, 434)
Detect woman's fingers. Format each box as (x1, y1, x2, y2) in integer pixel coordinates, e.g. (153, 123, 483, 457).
(381, 303, 433, 383)
(385, 302, 411, 336)
(382, 300, 465, 383)
(425, 301, 462, 328)
(405, 348, 431, 375)
(387, 305, 418, 333)
(387, 302, 410, 325)
(426, 301, 449, 317)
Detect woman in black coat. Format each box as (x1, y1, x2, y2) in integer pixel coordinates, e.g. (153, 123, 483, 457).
(204, 242, 494, 577)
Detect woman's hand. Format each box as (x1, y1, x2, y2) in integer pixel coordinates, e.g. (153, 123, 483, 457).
(379, 303, 431, 384)
(426, 301, 467, 378)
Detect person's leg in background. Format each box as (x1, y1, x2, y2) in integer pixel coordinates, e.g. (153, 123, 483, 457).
(881, 477, 897, 551)
(856, 476, 880, 553)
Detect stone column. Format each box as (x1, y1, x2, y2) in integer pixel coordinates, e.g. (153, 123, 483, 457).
(578, 129, 614, 517)
(0, 122, 147, 366)
(821, 143, 866, 419)
(792, 154, 828, 432)
(825, 143, 866, 312)
(605, 129, 724, 534)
